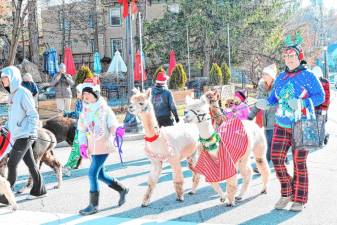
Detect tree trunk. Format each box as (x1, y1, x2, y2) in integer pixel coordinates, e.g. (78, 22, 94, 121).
(28, 0, 39, 65)
(8, 0, 24, 65)
(203, 38, 211, 77)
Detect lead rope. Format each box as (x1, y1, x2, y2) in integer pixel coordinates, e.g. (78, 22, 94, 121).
(114, 126, 125, 165)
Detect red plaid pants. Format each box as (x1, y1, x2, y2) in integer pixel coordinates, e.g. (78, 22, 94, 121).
(271, 124, 309, 204)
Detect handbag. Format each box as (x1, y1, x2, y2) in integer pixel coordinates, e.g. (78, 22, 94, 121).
(292, 100, 320, 150)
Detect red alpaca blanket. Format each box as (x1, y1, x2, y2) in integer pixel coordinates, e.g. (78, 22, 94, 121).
(194, 118, 248, 182)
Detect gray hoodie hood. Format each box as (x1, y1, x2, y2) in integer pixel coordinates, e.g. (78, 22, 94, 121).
(1, 66, 22, 93)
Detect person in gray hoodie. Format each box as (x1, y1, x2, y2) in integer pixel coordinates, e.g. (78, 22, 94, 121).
(0, 66, 46, 205)
(151, 71, 179, 127)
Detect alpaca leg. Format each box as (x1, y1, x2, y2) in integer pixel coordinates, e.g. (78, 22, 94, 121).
(255, 157, 270, 194)
(187, 157, 200, 195)
(189, 171, 200, 195)
(225, 175, 238, 207)
(171, 161, 184, 202)
(210, 182, 226, 202)
(236, 157, 252, 201)
(142, 160, 163, 207)
(253, 143, 270, 194)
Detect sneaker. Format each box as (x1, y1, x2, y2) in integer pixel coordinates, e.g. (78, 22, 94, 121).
(289, 202, 304, 212)
(274, 196, 291, 209)
(62, 166, 71, 177)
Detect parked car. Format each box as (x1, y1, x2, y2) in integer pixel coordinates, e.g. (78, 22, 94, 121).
(38, 86, 56, 100)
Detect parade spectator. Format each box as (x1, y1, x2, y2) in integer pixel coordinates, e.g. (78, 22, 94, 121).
(62, 83, 84, 176)
(256, 39, 324, 211)
(309, 62, 330, 145)
(249, 65, 277, 164)
(224, 90, 250, 120)
(77, 81, 128, 216)
(0, 66, 46, 205)
(22, 73, 39, 107)
(51, 63, 74, 112)
(151, 71, 179, 127)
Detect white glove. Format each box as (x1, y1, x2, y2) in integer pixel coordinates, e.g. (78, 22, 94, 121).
(255, 99, 270, 110)
(288, 98, 300, 111)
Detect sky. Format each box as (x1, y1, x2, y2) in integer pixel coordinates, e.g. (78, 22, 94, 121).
(302, 0, 337, 9)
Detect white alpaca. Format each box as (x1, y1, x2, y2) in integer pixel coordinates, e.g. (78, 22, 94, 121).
(184, 95, 270, 206)
(129, 88, 201, 207)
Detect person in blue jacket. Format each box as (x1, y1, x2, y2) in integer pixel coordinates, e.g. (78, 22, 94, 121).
(151, 71, 179, 127)
(256, 36, 324, 212)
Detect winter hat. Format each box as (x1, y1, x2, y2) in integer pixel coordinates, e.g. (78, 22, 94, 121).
(59, 63, 66, 71)
(22, 73, 33, 82)
(284, 45, 304, 61)
(234, 90, 247, 102)
(81, 78, 101, 99)
(156, 71, 169, 85)
(262, 65, 277, 80)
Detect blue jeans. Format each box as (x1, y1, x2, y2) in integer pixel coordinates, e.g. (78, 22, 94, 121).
(265, 129, 273, 163)
(89, 154, 114, 192)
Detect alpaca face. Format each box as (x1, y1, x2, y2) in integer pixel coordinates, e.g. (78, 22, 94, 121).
(129, 88, 151, 115)
(184, 95, 209, 124)
(204, 89, 220, 105)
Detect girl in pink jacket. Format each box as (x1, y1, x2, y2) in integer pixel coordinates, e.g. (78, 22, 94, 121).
(224, 90, 250, 120)
(77, 81, 128, 216)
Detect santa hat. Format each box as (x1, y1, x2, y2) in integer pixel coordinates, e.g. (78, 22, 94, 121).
(235, 90, 247, 102)
(262, 65, 277, 80)
(156, 71, 169, 85)
(81, 78, 101, 99)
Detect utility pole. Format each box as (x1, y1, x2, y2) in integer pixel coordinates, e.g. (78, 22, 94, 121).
(61, 0, 65, 56)
(186, 24, 191, 81)
(227, 23, 231, 80)
(319, 0, 328, 78)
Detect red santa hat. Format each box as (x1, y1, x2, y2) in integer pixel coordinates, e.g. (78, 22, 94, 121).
(156, 71, 169, 85)
(81, 78, 101, 98)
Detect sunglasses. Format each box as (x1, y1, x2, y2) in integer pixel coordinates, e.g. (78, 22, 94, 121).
(283, 53, 297, 60)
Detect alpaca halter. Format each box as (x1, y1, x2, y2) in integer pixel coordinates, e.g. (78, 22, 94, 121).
(188, 109, 209, 123)
(198, 132, 221, 152)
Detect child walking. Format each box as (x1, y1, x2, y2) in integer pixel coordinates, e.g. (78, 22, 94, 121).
(77, 81, 128, 216)
(62, 83, 84, 176)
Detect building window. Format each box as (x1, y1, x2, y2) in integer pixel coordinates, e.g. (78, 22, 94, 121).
(88, 14, 94, 28)
(109, 6, 121, 26)
(58, 11, 70, 30)
(111, 39, 123, 57)
(89, 39, 96, 53)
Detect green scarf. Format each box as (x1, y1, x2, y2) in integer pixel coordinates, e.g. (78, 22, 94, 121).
(198, 132, 221, 152)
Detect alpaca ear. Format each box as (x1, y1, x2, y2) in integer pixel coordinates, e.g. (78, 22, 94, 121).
(200, 95, 208, 105)
(185, 95, 193, 105)
(132, 88, 139, 94)
(145, 88, 151, 98)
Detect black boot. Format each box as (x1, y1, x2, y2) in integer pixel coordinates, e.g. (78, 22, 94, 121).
(109, 180, 129, 206)
(79, 192, 99, 216)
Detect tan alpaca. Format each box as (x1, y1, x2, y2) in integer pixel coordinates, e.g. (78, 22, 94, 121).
(129, 88, 201, 207)
(184, 94, 270, 206)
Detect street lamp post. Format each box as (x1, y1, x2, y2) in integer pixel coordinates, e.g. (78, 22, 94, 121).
(186, 24, 191, 81)
(324, 46, 329, 79)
